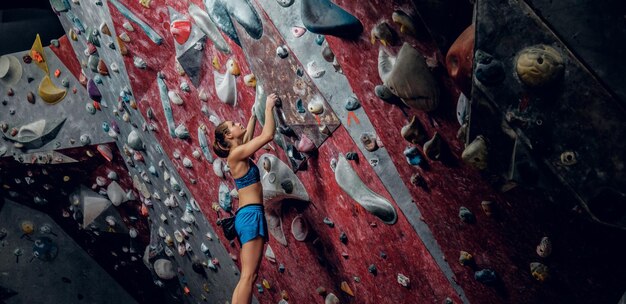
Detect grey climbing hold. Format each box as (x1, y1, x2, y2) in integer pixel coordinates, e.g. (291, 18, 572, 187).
(127, 130, 144, 151)
(175, 124, 190, 139)
(79, 134, 91, 145)
(334, 154, 397, 224)
(459, 206, 475, 223)
(107, 181, 126, 206)
(345, 96, 360, 111)
(188, 3, 231, 54)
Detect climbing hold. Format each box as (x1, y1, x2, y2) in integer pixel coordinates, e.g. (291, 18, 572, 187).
(180, 82, 190, 92)
(446, 24, 475, 95)
(291, 215, 308, 241)
(38, 75, 67, 104)
(2, 118, 67, 149)
(276, 45, 289, 58)
(461, 135, 488, 170)
(368, 264, 377, 275)
(370, 22, 396, 46)
(456, 93, 469, 125)
(475, 50, 504, 85)
(133, 56, 147, 69)
(536, 237, 552, 258)
(244, 74, 256, 87)
(221, 0, 263, 39)
(97, 59, 109, 76)
(296, 134, 316, 153)
(183, 157, 193, 168)
(306, 60, 325, 78)
(100, 23, 111, 36)
(154, 259, 176, 280)
(301, 0, 363, 38)
(325, 293, 340, 304)
(403, 146, 422, 166)
(117, 37, 128, 55)
(391, 10, 416, 36)
(276, 0, 294, 7)
(340, 281, 354, 296)
(109, 0, 163, 45)
(321, 42, 335, 62)
(475, 269, 497, 285)
(385, 43, 439, 111)
(218, 182, 232, 211)
(459, 206, 475, 223)
(481, 200, 494, 217)
(345, 96, 360, 111)
(323, 217, 335, 228)
(188, 3, 231, 54)
(423, 132, 442, 160)
(530, 262, 549, 282)
(401, 116, 425, 144)
(26, 92, 35, 104)
(292, 26, 307, 37)
(377, 47, 396, 82)
(259, 154, 310, 245)
(107, 181, 126, 206)
(157, 74, 177, 138)
(397, 273, 410, 287)
(168, 91, 184, 105)
(170, 19, 192, 44)
(80, 134, 91, 145)
(459, 251, 473, 266)
(516, 45, 564, 88)
(127, 131, 144, 151)
(360, 133, 378, 152)
(204, 0, 241, 45)
(213, 69, 237, 106)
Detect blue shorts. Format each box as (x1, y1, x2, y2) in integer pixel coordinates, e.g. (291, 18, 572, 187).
(235, 204, 269, 245)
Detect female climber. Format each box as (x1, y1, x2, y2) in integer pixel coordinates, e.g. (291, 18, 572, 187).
(213, 93, 278, 304)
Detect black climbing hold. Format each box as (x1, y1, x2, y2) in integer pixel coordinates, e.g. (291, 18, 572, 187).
(368, 264, 377, 275)
(301, 0, 363, 39)
(323, 217, 334, 227)
(474, 269, 497, 285)
(345, 152, 358, 161)
(339, 231, 348, 244)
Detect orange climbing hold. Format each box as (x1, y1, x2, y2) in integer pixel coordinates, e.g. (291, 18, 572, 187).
(54, 69, 61, 78)
(341, 281, 354, 296)
(32, 51, 43, 63)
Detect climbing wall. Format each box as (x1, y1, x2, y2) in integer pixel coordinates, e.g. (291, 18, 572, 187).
(2, 0, 626, 303)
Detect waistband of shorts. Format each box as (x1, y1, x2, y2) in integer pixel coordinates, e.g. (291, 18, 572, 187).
(236, 203, 264, 214)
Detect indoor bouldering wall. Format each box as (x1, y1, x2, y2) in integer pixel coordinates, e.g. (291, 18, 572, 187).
(2, 0, 626, 303)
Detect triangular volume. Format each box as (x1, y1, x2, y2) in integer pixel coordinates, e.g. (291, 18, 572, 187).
(170, 6, 206, 88)
(177, 45, 204, 88)
(31, 34, 49, 74)
(81, 188, 113, 227)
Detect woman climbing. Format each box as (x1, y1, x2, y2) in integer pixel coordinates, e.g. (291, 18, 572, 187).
(213, 93, 279, 304)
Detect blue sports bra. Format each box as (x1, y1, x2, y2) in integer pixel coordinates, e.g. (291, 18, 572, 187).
(234, 158, 260, 189)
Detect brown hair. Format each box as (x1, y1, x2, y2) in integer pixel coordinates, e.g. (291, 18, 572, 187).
(213, 121, 231, 158)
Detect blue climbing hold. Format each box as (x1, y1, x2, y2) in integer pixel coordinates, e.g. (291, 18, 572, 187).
(301, 0, 363, 38)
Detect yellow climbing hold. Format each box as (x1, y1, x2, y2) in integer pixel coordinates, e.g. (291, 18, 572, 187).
(30, 34, 49, 74)
(63, 176, 70, 182)
(262, 279, 271, 290)
(341, 281, 354, 296)
(38, 75, 67, 104)
(21, 220, 35, 234)
(139, 0, 151, 8)
(212, 56, 220, 70)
